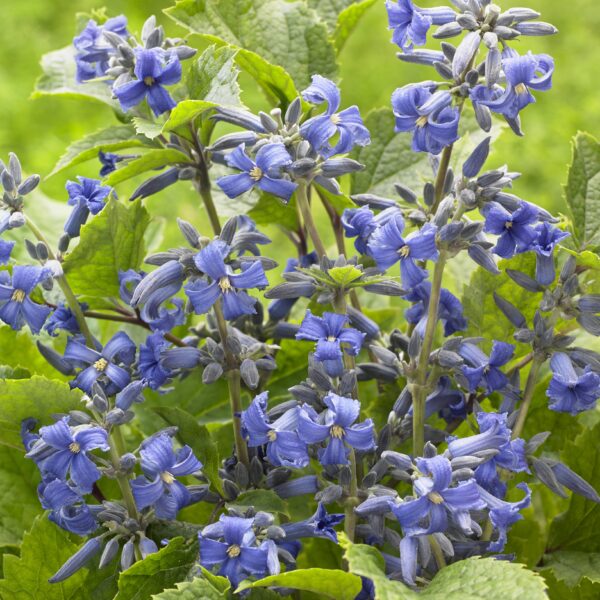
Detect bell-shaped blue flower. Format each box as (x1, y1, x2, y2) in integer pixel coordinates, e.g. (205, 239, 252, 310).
(369, 214, 438, 288)
(241, 392, 308, 468)
(64, 331, 136, 394)
(300, 75, 370, 158)
(114, 49, 182, 116)
(459, 341, 514, 394)
(131, 433, 202, 519)
(39, 479, 98, 535)
(217, 143, 297, 203)
(198, 515, 269, 587)
(547, 352, 600, 415)
(185, 240, 268, 321)
(296, 310, 365, 377)
(342, 206, 403, 255)
(139, 333, 172, 390)
(0, 239, 14, 265)
(29, 418, 109, 493)
(281, 503, 344, 543)
(0, 265, 51, 333)
(45, 302, 86, 337)
(64, 177, 112, 238)
(298, 392, 375, 465)
(98, 151, 127, 177)
(482, 201, 539, 258)
(530, 223, 570, 286)
(391, 84, 459, 154)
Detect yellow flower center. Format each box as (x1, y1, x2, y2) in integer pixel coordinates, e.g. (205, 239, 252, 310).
(144, 76, 155, 86)
(227, 544, 241, 558)
(249, 166, 263, 181)
(416, 115, 428, 128)
(398, 246, 410, 258)
(515, 83, 527, 95)
(267, 430, 277, 442)
(330, 424, 345, 439)
(428, 491, 444, 505)
(505, 221, 513, 229)
(330, 113, 341, 125)
(11, 289, 26, 303)
(69, 442, 81, 453)
(219, 276, 233, 293)
(161, 471, 175, 485)
(94, 358, 109, 372)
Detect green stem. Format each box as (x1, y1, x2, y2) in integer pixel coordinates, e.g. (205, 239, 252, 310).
(319, 190, 345, 258)
(431, 144, 453, 214)
(344, 449, 359, 543)
(511, 358, 543, 440)
(296, 182, 327, 258)
(429, 535, 447, 570)
(198, 183, 222, 237)
(109, 427, 139, 520)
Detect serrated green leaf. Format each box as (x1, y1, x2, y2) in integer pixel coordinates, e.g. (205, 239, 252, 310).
(247, 194, 299, 231)
(0, 376, 82, 449)
(562, 247, 600, 270)
(132, 117, 167, 140)
(0, 514, 88, 600)
(165, 0, 337, 91)
(48, 125, 155, 178)
(62, 198, 150, 297)
(151, 576, 228, 599)
(153, 405, 223, 496)
(542, 568, 600, 600)
(541, 551, 600, 589)
(237, 567, 362, 599)
(104, 149, 193, 187)
(227, 489, 289, 517)
(115, 537, 199, 600)
(565, 132, 600, 249)
(329, 265, 364, 286)
(32, 45, 117, 108)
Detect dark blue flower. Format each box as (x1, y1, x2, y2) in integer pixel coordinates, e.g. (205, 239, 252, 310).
(480, 51, 554, 119)
(198, 515, 269, 587)
(138, 333, 172, 390)
(0, 239, 14, 265)
(241, 392, 308, 468)
(547, 352, 600, 415)
(64, 177, 112, 238)
(385, 0, 455, 53)
(341, 206, 403, 255)
(64, 331, 136, 394)
(368, 214, 438, 288)
(39, 479, 98, 535)
(281, 503, 344, 543)
(98, 151, 128, 177)
(217, 144, 297, 203)
(114, 49, 182, 116)
(391, 84, 459, 154)
(0, 265, 51, 333)
(45, 302, 87, 337)
(298, 392, 375, 465)
(296, 310, 365, 377)
(530, 223, 570, 286)
(185, 240, 268, 321)
(459, 341, 514, 394)
(131, 433, 202, 519)
(29, 418, 109, 492)
(422, 377, 466, 422)
(482, 201, 539, 258)
(300, 75, 370, 158)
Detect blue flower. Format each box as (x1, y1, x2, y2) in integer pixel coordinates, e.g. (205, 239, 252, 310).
(198, 515, 269, 587)
(547, 352, 600, 415)
(64, 177, 112, 238)
(423, 377, 466, 422)
(459, 341, 514, 394)
(114, 49, 182, 116)
(217, 144, 297, 203)
(39, 479, 98, 535)
(341, 206, 403, 255)
(241, 392, 308, 468)
(530, 223, 570, 286)
(45, 302, 87, 337)
(298, 392, 375, 465)
(98, 151, 127, 177)
(185, 240, 268, 321)
(391, 84, 459, 154)
(29, 418, 109, 492)
(131, 433, 202, 519)
(368, 214, 438, 288)
(64, 331, 136, 394)
(0, 265, 51, 333)
(385, 0, 455, 53)
(296, 310, 365, 377)
(390, 455, 484, 536)
(481, 51, 554, 119)
(482, 201, 539, 258)
(0, 239, 14, 264)
(138, 333, 172, 390)
(300, 76, 370, 158)
(281, 503, 344, 543)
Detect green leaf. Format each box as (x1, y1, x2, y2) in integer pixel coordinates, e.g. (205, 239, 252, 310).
(152, 576, 229, 599)
(104, 149, 193, 187)
(247, 194, 299, 231)
(227, 489, 289, 517)
(561, 247, 600, 270)
(0, 376, 82, 449)
(115, 537, 199, 600)
(48, 125, 154, 178)
(237, 568, 362, 599)
(164, 0, 337, 90)
(541, 551, 600, 589)
(62, 198, 150, 297)
(565, 132, 600, 249)
(548, 422, 600, 553)
(329, 265, 364, 286)
(0, 514, 88, 600)
(132, 117, 167, 140)
(543, 569, 600, 600)
(32, 46, 117, 108)
(153, 405, 223, 496)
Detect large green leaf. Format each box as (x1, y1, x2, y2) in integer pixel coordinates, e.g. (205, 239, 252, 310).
(0, 376, 82, 449)
(115, 537, 199, 600)
(565, 132, 600, 249)
(48, 125, 155, 178)
(541, 551, 600, 595)
(32, 46, 117, 108)
(164, 0, 337, 91)
(62, 198, 150, 297)
(152, 576, 229, 599)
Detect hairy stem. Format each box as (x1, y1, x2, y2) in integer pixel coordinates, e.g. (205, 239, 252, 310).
(296, 182, 327, 258)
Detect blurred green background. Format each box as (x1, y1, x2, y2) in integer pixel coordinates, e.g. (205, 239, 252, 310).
(1, 0, 598, 218)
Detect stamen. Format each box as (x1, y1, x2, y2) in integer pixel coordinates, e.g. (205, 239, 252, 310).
(94, 358, 109, 372)
(398, 246, 410, 258)
(330, 114, 341, 125)
(11, 289, 26, 303)
(505, 221, 513, 229)
(144, 76, 155, 86)
(161, 471, 175, 485)
(416, 115, 428, 128)
(227, 544, 241, 558)
(428, 491, 444, 505)
(219, 276, 233, 292)
(330, 425, 345, 439)
(515, 83, 527, 95)
(267, 430, 277, 442)
(69, 442, 81, 454)
(249, 166, 263, 181)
